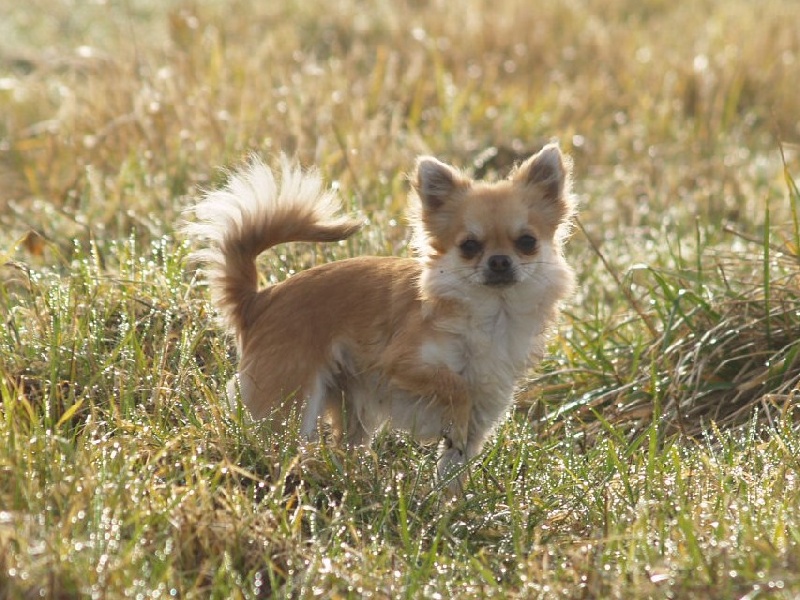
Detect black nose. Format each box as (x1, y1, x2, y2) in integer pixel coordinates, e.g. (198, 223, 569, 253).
(488, 254, 512, 272)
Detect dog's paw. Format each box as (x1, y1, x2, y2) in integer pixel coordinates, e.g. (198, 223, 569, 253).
(437, 444, 467, 495)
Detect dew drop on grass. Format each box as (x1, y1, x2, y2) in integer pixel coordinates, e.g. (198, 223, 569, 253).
(693, 54, 709, 73)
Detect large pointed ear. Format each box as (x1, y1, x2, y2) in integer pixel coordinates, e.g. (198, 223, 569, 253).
(412, 156, 469, 210)
(410, 156, 470, 250)
(513, 143, 569, 201)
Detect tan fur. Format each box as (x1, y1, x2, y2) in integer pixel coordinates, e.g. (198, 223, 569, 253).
(185, 145, 575, 492)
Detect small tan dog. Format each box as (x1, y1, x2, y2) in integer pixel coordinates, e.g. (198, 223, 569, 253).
(186, 144, 575, 489)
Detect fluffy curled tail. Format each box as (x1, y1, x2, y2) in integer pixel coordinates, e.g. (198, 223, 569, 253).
(184, 155, 362, 334)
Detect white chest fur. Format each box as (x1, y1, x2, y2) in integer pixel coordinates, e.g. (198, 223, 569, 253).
(423, 291, 547, 406)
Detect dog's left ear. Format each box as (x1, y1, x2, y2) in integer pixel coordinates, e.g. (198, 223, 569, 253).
(513, 143, 572, 225)
(514, 143, 569, 200)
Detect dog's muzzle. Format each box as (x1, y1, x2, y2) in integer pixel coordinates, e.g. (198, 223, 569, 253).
(483, 254, 516, 287)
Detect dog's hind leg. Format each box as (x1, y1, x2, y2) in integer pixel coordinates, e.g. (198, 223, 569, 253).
(300, 372, 334, 441)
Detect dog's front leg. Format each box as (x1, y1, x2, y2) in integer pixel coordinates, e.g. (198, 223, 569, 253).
(384, 355, 472, 492)
(436, 393, 473, 494)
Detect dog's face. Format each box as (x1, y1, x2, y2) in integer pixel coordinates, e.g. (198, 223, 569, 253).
(411, 144, 573, 295)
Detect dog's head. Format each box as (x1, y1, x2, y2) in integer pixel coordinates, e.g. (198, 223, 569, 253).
(410, 144, 574, 295)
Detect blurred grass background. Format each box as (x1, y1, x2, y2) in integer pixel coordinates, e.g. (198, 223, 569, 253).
(1, 0, 799, 597)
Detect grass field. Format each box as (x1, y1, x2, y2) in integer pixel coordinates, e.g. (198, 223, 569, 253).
(2, 0, 800, 597)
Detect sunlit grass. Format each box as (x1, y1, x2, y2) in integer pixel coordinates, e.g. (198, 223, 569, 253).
(1, 0, 800, 597)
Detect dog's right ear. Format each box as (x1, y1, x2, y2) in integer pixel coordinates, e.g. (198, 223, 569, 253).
(413, 157, 469, 210)
(411, 157, 470, 251)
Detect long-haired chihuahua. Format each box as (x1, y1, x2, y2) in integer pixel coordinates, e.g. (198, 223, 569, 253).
(185, 144, 575, 491)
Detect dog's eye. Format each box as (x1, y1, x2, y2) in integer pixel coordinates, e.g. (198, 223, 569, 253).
(459, 238, 483, 259)
(515, 234, 538, 255)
